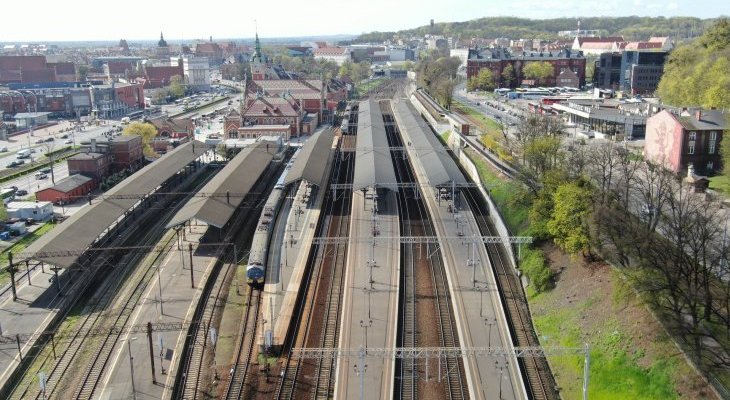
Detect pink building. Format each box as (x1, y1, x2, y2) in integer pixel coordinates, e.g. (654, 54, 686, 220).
(644, 109, 727, 175)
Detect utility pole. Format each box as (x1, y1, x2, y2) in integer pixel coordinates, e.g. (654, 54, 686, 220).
(189, 243, 194, 288)
(7, 252, 17, 301)
(147, 322, 156, 384)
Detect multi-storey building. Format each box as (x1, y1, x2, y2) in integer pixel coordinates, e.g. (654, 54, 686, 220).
(466, 47, 586, 88)
(172, 55, 210, 91)
(644, 108, 726, 175)
(594, 52, 623, 90)
(619, 50, 668, 95)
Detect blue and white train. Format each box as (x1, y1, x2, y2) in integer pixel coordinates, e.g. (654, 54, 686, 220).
(246, 152, 298, 285)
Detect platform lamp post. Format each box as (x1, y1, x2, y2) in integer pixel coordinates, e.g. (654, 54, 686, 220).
(485, 317, 496, 348)
(495, 358, 508, 400)
(354, 346, 368, 400)
(360, 319, 372, 355)
(122, 337, 138, 400)
(153, 265, 164, 316)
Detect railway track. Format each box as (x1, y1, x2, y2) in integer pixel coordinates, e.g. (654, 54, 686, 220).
(7, 172, 213, 400)
(221, 281, 260, 399)
(275, 142, 354, 399)
(173, 158, 286, 399)
(383, 100, 467, 400)
(462, 187, 558, 400)
(223, 186, 295, 399)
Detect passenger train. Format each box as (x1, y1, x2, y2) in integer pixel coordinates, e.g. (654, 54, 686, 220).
(246, 150, 300, 285)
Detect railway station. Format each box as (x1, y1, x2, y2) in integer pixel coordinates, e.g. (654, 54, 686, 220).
(260, 128, 335, 354)
(394, 99, 527, 400)
(335, 99, 401, 399)
(0, 88, 547, 400)
(1, 140, 211, 397)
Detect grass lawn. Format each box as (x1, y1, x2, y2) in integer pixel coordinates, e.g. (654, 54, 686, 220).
(709, 175, 730, 196)
(452, 100, 504, 138)
(464, 148, 527, 232)
(0, 222, 56, 286)
(464, 148, 715, 399)
(353, 78, 384, 98)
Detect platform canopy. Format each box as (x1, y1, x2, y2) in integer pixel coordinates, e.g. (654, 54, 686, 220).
(166, 141, 276, 229)
(392, 100, 466, 187)
(284, 128, 334, 187)
(353, 99, 398, 192)
(24, 140, 209, 268)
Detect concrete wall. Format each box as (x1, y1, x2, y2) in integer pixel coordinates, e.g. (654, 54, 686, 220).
(449, 133, 519, 269)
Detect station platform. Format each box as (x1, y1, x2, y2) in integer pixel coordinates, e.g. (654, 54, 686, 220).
(397, 108, 527, 400)
(0, 262, 70, 391)
(98, 222, 225, 400)
(261, 180, 324, 353)
(335, 189, 400, 399)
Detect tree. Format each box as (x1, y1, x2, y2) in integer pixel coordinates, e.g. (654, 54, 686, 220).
(40, 140, 57, 184)
(417, 55, 461, 109)
(468, 68, 495, 92)
(152, 90, 167, 105)
(501, 64, 515, 87)
(547, 180, 593, 257)
(167, 75, 185, 99)
(77, 65, 89, 82)
(123, 122, 158, 157)
(522, 61, 554, 83)
(657, 18, 730, 109)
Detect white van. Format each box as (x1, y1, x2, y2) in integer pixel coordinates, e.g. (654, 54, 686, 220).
(17, 149, 31, 159)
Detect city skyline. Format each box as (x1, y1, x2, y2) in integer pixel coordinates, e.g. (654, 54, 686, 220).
(3, 0, 729, 42)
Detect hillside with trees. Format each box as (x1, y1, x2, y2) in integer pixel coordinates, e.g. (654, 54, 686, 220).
(356, 16, 717, 42)
(657, 18, 730, 110)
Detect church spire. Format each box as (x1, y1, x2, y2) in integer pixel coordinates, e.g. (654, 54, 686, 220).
(158, 32, 168, 48)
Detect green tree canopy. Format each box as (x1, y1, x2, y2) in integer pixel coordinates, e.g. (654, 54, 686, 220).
(467, 68, 495, 92)
(501, 64, 515, 87)
(547, 180, 594, 256)
(167, 75, 185, 99)
(123, 122, 158, 157)
(522, 61, 554, 82)
(417, 55, 461, 109)
(657, 18, 730, 109)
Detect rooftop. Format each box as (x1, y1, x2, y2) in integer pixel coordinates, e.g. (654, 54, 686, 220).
(43, 174, 93, 193)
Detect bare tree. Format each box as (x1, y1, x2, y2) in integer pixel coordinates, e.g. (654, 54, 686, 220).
(586, 142, 622, 205)
(40, 140, 57, 184)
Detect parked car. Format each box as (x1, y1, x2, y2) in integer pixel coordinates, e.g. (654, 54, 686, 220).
(6, 160, 25, 168)
(35, 172, 48, 180)
(40, 167, 52, 173)
(64, 139, 73, 144)
(44, 137, 55, 142)
(16, 189, 28, 196)
(0, 146, 8, 152)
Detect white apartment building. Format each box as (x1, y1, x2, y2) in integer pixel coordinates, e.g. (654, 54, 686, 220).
(171, 55, 211, 90)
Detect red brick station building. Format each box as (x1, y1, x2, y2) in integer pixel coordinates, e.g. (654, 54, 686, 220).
(466, 47, 586, 88)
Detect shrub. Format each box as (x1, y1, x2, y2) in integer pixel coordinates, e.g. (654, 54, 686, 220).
(521, 248, 552, 293)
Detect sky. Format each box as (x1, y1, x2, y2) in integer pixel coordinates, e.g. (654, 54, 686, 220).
(3, 0, 729, 42)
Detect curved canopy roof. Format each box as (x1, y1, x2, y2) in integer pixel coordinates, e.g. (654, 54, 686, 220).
(166, 141, 276, 229)
(353, 99, 398, 192)
(284, 128, 334, 187)
(392, 100, 466, 187)
(25, 140, 209, 268)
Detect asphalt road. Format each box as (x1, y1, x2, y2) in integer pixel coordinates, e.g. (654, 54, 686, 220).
(0, 120, 119, 173)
